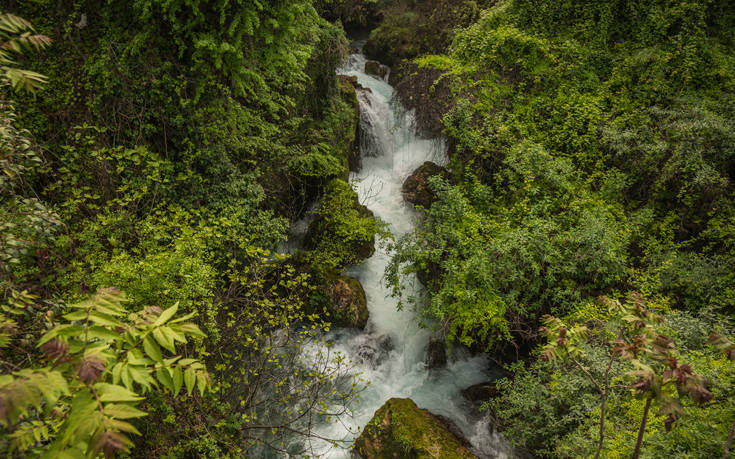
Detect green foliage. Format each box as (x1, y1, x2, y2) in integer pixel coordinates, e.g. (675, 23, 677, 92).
(490, 293, 730, 458)
(0, 288, 209, 457)
(388, 143, 629, 349)
(304, 179, 382, 270)
(0, 13, 50, 93)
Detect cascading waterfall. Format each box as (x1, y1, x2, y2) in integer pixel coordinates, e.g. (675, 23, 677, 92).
(302, 50, 513, 458)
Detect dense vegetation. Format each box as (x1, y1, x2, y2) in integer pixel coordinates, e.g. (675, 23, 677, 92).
(380, 0, 735, 457)
(2, 0, 735, 457)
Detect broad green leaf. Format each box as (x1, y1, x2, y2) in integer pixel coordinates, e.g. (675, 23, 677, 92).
(196, 372, 208, 396)
(112, 362, 123, 385)
(172, 366, 183, 395)
(153, 327, 175, 353)
(168, 311, 196, 324)
(88, 311, 121, 328)
(143, 336, 163, 362)
(155, 368, 174, 392)
(62, 310, 88, 321)
(103, 404, 147, 419)
(128, 366, 155, 392)
(105, 418, 142, 435)
(153, 303, 178, 327)
(87, 326, 120, 342)
(95, 383, 143, 402)
(184, 368, 195, 396)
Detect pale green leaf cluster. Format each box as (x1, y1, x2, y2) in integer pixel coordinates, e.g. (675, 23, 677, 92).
(0, 288, 209, 457)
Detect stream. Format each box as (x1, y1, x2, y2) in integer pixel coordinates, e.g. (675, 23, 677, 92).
(294, 49, 513, 458)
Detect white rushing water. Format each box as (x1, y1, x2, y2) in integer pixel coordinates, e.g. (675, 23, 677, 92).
(296, 51, 514, 458)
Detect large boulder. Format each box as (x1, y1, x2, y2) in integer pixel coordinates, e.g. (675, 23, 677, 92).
(365, 60, 389, 80)
(354, 398, 476, 458)
(402, 161, 450, 208)
(304, 179, 377, 269)
(327, 276, 369, 328)
(394, 62, 453, 134)
(287, 254, 369, 329)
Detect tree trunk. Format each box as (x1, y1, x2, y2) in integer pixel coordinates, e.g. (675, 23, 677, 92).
(594, 391, 607, 459)
(633, 396, 653, 459)
(724, 418, 735, 459)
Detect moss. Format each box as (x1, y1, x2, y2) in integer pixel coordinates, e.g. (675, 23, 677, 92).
(354, 398, 476, 458)
(304, 179, 378, 269)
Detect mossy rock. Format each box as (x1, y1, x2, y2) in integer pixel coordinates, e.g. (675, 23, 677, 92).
(337, 75, 362, 174)
(365, 60, 389, 79)
(354, 398, 476, 458)
(304, 179, 377, 269)
(296, 259, 369, 329)
(327, 275, 369, 328)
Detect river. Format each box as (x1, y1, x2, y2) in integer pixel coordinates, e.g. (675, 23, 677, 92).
(293, 49, 514, 458)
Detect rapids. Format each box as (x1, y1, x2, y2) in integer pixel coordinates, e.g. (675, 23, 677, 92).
(299, 50, 513, 458)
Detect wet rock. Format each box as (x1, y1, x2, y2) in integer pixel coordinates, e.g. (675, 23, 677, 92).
(303, 179, 376, 267)
(402, 161, 450, 208)
(327, 276, 369, 329)
(425, 338, 447, 369)
(434, 414, 474, 450)
(364, 60, 389, 80)
(394, 62, 454, 135)
(357, 334, 393, 368)
(337, 75, 363, 174)
(354, 398, 476, 458)
(462, 382, 501, 404)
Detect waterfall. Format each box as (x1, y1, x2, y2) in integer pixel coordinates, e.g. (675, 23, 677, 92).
(303, 51, 513, 458)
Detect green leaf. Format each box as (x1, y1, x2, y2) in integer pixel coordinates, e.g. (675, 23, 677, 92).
(95, 383, 143, 402)
(112, 362, 123, 385)
(153, 327, 175, 353)
(143, 336, 163, 362)
(196, 372, 208, 396)
(87, 326, 120, 342)
(153, 303, 178, 327)
(155, 368, 174, 392)
(172, 366, 183, 395)
(105, 418, 142, 435)
(103, 404, 147, 419)
(62, 310, 88, 321)
(184, 368, 196, 396)
(88, 311, 121, 328)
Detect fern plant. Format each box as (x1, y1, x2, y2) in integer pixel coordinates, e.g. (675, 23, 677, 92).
(0, 288, 210, 457)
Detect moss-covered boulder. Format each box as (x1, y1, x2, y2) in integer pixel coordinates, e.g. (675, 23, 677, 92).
(402, 161, 450, 208)
(290, 255, 369, 329)
(326, 275, 369, 328)
(394, 62, 454, 134)
(365, 60, 389, 79)
(304, 179, 378, 269)
(337, 75, 362, 174)
(354, 398, 476, 458)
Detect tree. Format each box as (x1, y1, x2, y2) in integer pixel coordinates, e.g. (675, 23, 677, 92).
(540, 294, 714, 459)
